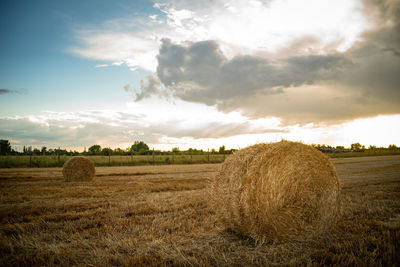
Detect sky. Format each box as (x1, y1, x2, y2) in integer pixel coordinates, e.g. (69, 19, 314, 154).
(0, 0, 399, 151)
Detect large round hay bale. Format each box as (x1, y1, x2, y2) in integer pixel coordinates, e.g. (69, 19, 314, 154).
(210, 140, 341, 243)
(62, 156, 95, 182)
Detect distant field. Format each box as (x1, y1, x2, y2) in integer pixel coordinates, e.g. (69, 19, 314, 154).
(1, 150, 400, 168)
(0, 155, 399, 265)
(329, 150, 400, 158)
(0, 154, 227, 168)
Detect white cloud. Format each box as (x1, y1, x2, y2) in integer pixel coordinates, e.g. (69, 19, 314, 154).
(70, 0, 369, 71)
(95, 64, 109, 68)
(2, 105, 399, 151)
(149, 14, 158, 20)
(0, 100, 285, 151)
(71, 32, 160, 71)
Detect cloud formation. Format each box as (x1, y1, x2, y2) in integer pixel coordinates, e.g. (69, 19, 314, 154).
(3, 111, 399, 150)
(71, 32, 160, 71)
(71, 0, 367, 71)
(154, 39, 350, 105)
(70, 0, 399, 125)
(134, 0, 400, 124)
(0, 107, 285, 150)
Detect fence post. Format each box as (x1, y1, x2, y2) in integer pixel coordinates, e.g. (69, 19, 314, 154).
(223, 152, 225, 161)
(208, 149, 210, 163)
(172, 152, 174, 164)
(108, 154, 111, 166)
(152, 148, 155, 164)
(57, 147, 60, 165)
(190, 149, 192, 164)
(29, 154, 32, 168)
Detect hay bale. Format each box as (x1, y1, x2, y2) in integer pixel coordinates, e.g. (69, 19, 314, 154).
(210, 140, 341, 242)
(62, 156, 95, 182)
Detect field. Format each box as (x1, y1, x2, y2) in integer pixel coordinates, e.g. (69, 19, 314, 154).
(1, 149, 400, 168)
(0, 155, 399, 266)
(0, 154, 227, 168)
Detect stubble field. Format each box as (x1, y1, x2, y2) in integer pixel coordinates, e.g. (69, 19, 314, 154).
(0, 155, 399, 266)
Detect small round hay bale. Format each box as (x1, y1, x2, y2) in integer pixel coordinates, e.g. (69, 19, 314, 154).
(210, 140, 341, 242)
(62, 156, 95, 182)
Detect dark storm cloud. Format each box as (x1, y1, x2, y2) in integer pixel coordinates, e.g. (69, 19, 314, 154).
(150, 39, 350, 106)
(126, 75, 170, 101)
(135, 75, 169, 101)
(362, 0, 400, 25)
(339, 0, 400, 104)
(136, 0, 400, 124)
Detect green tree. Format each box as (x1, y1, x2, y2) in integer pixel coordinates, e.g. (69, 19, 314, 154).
(55, 148, 67, 155)
(351, 143, 365, 151)
(388, 144, 398, 149)
(113, 148, 124, 155)
(102, 147, 113, 156)
(130, 141, 149, 155)
(88, 144, 101, 155)
(0, 140, 11, 155)
(219, 145, 226, 154)
(41, 146, 47, 154)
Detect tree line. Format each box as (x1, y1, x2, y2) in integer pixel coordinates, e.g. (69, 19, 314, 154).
(311, 143, 399, 153)
(1, 139, 399, 156)
(0, 140, 237, 156)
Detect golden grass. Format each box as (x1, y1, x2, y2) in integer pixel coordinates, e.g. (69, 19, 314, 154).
(210, 141, 341, 242)
(0, 157, 399, 266)
(62, 157, 95, 182)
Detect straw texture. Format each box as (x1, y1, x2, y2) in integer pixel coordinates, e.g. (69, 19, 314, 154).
(62, 157, 95, 182)
(210, 141, 341, 242)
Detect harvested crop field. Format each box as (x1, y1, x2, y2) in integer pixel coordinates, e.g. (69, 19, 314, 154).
(0, 155, 399, 266)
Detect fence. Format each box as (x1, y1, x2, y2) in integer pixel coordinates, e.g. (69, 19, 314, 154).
(0, 153, 229, 168)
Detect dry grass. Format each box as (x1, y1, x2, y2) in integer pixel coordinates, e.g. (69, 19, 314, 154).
(210, 141, 341, 242)
(0, 156, 399, 266)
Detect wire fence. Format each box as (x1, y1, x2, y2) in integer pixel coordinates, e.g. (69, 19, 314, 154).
(0, 153, 230, 168)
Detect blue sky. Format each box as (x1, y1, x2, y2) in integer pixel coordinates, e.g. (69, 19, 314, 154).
(0, 0, 153, 115)
(1, 0, 399, 151)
